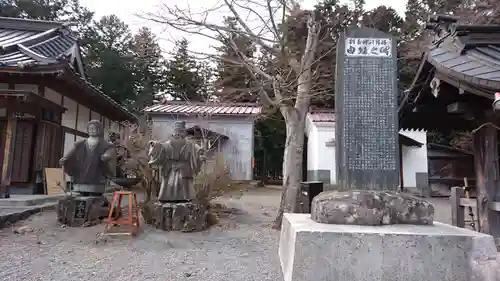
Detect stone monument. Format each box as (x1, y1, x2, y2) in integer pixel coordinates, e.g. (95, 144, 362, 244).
(279, 28, 499, 281)
(57, 120, 115, 227)
(141, 121, 209, 232)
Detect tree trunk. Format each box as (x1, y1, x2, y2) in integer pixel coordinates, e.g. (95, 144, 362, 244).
(273, 107, 306, 229)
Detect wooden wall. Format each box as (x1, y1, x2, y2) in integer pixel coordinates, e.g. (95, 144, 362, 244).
(0, 83, 125, 187)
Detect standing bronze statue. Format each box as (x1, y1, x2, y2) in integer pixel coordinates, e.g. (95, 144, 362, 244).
(60, 120, 115, 196)
(148, 121, 205, 202)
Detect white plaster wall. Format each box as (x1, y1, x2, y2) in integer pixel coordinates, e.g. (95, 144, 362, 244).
(305, 122, 427, 187)
(61, 97, 77, 129)
(102, 117, 110, 140)
(90, 110, 100, 122)
(151, 115, 254, 181)
(306, 121, 336, 185)
(63, 132, 75, 156)
(307, 126, 318, 171)
(45, 87, 62, 105)
(316, 126, 336, 184)
(77, 105, 90, 132)
(399, 129, 428, 188)
(15, 84, 38, 94)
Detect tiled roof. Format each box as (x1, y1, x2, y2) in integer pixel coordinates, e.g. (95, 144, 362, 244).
(419, 15, 500, 90)
(0, 17, 136, 121)
(0, 17, 77, 66)
(308, 111, 334, 122)
(144, 102, 262, 116)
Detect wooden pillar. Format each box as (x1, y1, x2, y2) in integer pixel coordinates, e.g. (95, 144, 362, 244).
(1, 107, 17, 187)
(451, 186, 465, 228)
(473, 124, 500, 236)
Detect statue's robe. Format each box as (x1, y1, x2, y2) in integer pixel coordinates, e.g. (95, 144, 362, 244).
(149, 137, 204, 202)
(63, 139, 114, 194)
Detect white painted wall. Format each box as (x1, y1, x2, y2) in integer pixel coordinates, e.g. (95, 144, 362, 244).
(61, 96, 77, 129)
(45, 87, 61, 104)
(151, 115, 254, 181)
(91, 110, 100, 122)
(305, 116, 336, 184)
(399, 129, 428, 188)
(305, 117, 428, 188)
(77, 105, 89, 132)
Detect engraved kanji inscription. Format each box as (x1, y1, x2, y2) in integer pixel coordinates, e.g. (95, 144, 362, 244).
(345, 38, 392, 58)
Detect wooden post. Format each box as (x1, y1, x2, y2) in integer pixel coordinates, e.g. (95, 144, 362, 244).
(399, 142, 404, 192)
(473, 124, 500, 236)
(451, 186, 465, 228)
(1, 108, 17, 188)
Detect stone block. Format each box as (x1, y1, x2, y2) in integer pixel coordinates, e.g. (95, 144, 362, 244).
(141, 201, 208, 232)
(279, 213, 498, 281)
(57, 196, 109, 227)
(311, 190, 434, 225)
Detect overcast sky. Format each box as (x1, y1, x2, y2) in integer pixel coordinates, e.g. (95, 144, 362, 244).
(80, 0, 408, 55)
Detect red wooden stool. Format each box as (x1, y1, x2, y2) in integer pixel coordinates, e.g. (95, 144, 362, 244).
(104, 191, 140, 236)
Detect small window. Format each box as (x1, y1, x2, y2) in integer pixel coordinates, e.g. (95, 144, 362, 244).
(41, 108, 60, 123)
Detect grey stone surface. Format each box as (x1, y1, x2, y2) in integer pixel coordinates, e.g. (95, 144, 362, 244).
(415, 172, 430, 197)
(0, 203, 57, 228)
(0, 195, 65, 207)
(57, 196, 109, 227)
(335, 28, 399, 191)
(148, 120, 205, 202)
(279, 213, 498, 281)
(141, 201, 209, 232)
(311, 190, 434, 225)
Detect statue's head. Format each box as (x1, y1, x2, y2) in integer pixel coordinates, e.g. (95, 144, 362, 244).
(172, 121, 187, 138)
(87, 120, 104, 138)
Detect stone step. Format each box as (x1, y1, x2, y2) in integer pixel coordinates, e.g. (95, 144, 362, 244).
(0, 202, 57, 228)
(0, 195, 66, 207)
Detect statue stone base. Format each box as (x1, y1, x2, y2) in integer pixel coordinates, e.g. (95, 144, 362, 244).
(141, 201, 209, 232)
(57, 195, 110, 227)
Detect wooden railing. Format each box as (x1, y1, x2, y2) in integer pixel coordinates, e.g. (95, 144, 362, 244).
(450, 186, 479, 229)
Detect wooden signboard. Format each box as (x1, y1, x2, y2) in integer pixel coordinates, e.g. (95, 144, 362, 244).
(44, 168, 66, 195)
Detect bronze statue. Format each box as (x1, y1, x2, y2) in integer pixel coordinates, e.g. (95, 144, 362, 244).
(60, 120, 115, 196)
(148, 121, 205, 202)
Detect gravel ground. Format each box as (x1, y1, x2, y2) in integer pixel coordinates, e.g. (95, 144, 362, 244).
(0, 187, 464, 281)
(0, 188, 284, 281)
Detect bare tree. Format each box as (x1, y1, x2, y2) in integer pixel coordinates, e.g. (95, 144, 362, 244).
(142, 0, 324, 228)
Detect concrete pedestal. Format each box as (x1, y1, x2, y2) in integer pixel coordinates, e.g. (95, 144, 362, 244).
(279, 213, 498, 281)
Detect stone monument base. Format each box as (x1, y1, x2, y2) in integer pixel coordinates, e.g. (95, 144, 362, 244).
(279, 213, 498, 281)
(141, 201, 209, 232)
(57, 196, 110, 227)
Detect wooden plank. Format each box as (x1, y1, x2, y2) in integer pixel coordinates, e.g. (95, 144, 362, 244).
(473, 124, 500, 236)
(459, 198, 477, 207)
(1, 109, 17, 186)
(451, 187, 465, 228)
(44, 168, 66, 195)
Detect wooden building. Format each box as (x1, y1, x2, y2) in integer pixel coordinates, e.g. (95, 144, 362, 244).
(0, 17, 136, 195)
(400, 15, 500, 236)
(427, 143, 475, 196)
